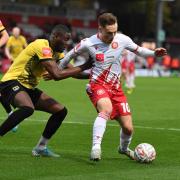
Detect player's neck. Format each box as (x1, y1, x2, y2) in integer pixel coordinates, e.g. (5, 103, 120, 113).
(97, 33, 106, 44)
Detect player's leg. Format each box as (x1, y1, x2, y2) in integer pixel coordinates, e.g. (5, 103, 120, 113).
(116, 115, 134, 159)
(0, 90, 34, 136)
(116, 115, 133, 151)
(90, 97, 112, 161)
(32, 91, 67, 157)
(125, 72, 132, 94)
(0, 93, 13, 115)
(0, 93, 18, 132)
(130, 73, 136, 88)
(86, 83, 112, 161)
(111, 87, 134, 159)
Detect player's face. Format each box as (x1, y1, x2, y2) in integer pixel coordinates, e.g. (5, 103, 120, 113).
(12, 27, 20, 38)
(51, 32, 71, 52)
(99, 23, 118, 44)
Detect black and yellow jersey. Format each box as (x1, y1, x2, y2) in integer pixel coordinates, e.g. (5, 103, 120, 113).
(0, 20, 5, 32)
(1, 39, 64, 89)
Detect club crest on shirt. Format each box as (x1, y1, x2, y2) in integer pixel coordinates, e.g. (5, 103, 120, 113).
(97, 89, 105, 95)
(111, 42, 118, 49)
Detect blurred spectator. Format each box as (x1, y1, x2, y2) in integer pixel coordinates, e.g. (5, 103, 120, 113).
(170, 57, 180, 76)
(121, 50, 136, 94)
(162, 54, 171, 71)
(146, 56, 155, 70)
(5, 26, 27, 63)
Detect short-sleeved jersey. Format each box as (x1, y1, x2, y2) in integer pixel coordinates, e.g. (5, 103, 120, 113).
(0, 20, 5, 32)
(6, 35, 27, 60)
(60, 33, 155, 89)
(1, 39, 64, 89)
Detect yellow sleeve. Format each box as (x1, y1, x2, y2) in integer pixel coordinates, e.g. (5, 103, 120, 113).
(35, 40, 53, 61)
(58, 52, 65, 60)
(0, 20, 5, 32)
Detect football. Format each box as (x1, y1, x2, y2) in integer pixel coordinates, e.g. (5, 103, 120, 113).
(134, 143, 156, 163)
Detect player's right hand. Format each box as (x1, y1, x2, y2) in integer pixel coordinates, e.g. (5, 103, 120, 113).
(81, 60, 93, 71)
(43, 72, 53, 81)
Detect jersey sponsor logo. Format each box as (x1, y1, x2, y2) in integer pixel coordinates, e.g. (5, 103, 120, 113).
(12, 85, 20, 91)
(96, 53, 104, 62)
(42, 47, 52, 57)
(97, 89, 105, 95)
(111, 42, 118, 49)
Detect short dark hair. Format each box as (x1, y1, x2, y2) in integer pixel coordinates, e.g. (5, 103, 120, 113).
(51, 24, 70, 35)
(98, 12, 117, 27)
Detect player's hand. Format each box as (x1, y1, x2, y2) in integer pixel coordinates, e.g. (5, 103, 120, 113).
(154, 48, 167, 57)
(81, 60, 93, 71)
(43, 72, 53, 81)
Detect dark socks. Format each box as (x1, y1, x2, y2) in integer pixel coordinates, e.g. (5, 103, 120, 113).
(42, 107, 67, 139)
(0, 96, 12, 114)
(0, 106, 34, 136)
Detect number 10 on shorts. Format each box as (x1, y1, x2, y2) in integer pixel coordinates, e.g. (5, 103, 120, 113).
(120, 103, 130, 113)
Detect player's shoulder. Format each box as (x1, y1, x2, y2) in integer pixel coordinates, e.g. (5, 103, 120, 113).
(85, 34, 101, 46)
(116, 32, 131, 41)
(19, 35, 27, 40)
(28, 39, 50, 54)
(33, 39, 50, 47)
(75, 37, 92, 49)
(6, 36, 14, 43)
(8, 35, 14, 40)
(81, 37, 91, 44)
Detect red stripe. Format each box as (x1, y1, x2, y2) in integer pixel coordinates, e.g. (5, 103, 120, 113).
(133, 46, 139, 54)
(98, 112, 110, 120)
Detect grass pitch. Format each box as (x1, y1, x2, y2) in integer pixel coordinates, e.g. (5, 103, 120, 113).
(0, 77, 180, 180)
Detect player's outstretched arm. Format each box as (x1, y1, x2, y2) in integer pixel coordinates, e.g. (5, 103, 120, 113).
(66, 62, 91, 79)
(41, 60, 90, 80)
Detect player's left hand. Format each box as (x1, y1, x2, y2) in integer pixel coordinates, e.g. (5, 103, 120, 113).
(43, 73, 53, 81)
(154, 48, 167, 57)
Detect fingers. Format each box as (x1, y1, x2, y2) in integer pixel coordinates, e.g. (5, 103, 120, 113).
(155, 48, 167, 57)
(42, 74, 52, 81)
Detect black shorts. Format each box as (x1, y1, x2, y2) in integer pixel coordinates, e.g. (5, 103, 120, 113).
(0, 80, 43, 107)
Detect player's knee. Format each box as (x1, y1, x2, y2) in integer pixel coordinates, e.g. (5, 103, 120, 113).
(123, 126, 133, 136)
(106, 109, 112, 115)
(54, 107, 68, 122)
(97, 101, 113, 115)
(20, 106, 34, 117)
(100, 108, 112, 116)
(98, 111, 111, 120)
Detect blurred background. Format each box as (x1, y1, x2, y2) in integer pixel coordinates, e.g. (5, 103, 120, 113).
(0, 0, 180, 77)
